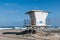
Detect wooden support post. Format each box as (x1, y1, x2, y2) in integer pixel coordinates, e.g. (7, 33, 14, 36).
(31, 25, 34, 34)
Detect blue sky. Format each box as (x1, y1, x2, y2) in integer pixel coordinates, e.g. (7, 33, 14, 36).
(0, 0, 60, 27)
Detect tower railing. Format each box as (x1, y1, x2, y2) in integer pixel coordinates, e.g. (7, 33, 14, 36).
(24, 19, 31, 27)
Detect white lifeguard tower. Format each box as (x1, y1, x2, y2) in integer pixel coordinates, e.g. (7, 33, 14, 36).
(26, 10, 49, 28)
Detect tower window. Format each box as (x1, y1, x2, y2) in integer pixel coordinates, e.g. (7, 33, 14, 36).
(40, 21, 43, 24)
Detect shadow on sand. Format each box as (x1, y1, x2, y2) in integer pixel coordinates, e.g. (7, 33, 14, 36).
(2, 29, 36, 35)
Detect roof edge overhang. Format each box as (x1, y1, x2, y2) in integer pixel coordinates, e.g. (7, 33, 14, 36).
(26, 10, 51, 14)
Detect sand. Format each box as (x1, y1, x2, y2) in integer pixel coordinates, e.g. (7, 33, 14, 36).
(0, 30, 60, 40)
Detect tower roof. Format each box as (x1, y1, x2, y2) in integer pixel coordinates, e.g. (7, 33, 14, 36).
(26, 10, 50, 14)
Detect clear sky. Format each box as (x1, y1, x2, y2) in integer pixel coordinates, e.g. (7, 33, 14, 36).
(0, 0, 60, 27)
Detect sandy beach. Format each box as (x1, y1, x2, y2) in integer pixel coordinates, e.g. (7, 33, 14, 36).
(0, 30, 60, 40)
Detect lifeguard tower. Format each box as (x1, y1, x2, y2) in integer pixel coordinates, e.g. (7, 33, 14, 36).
(25, 10, 50, 33)
(26, 10, 49, 26)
